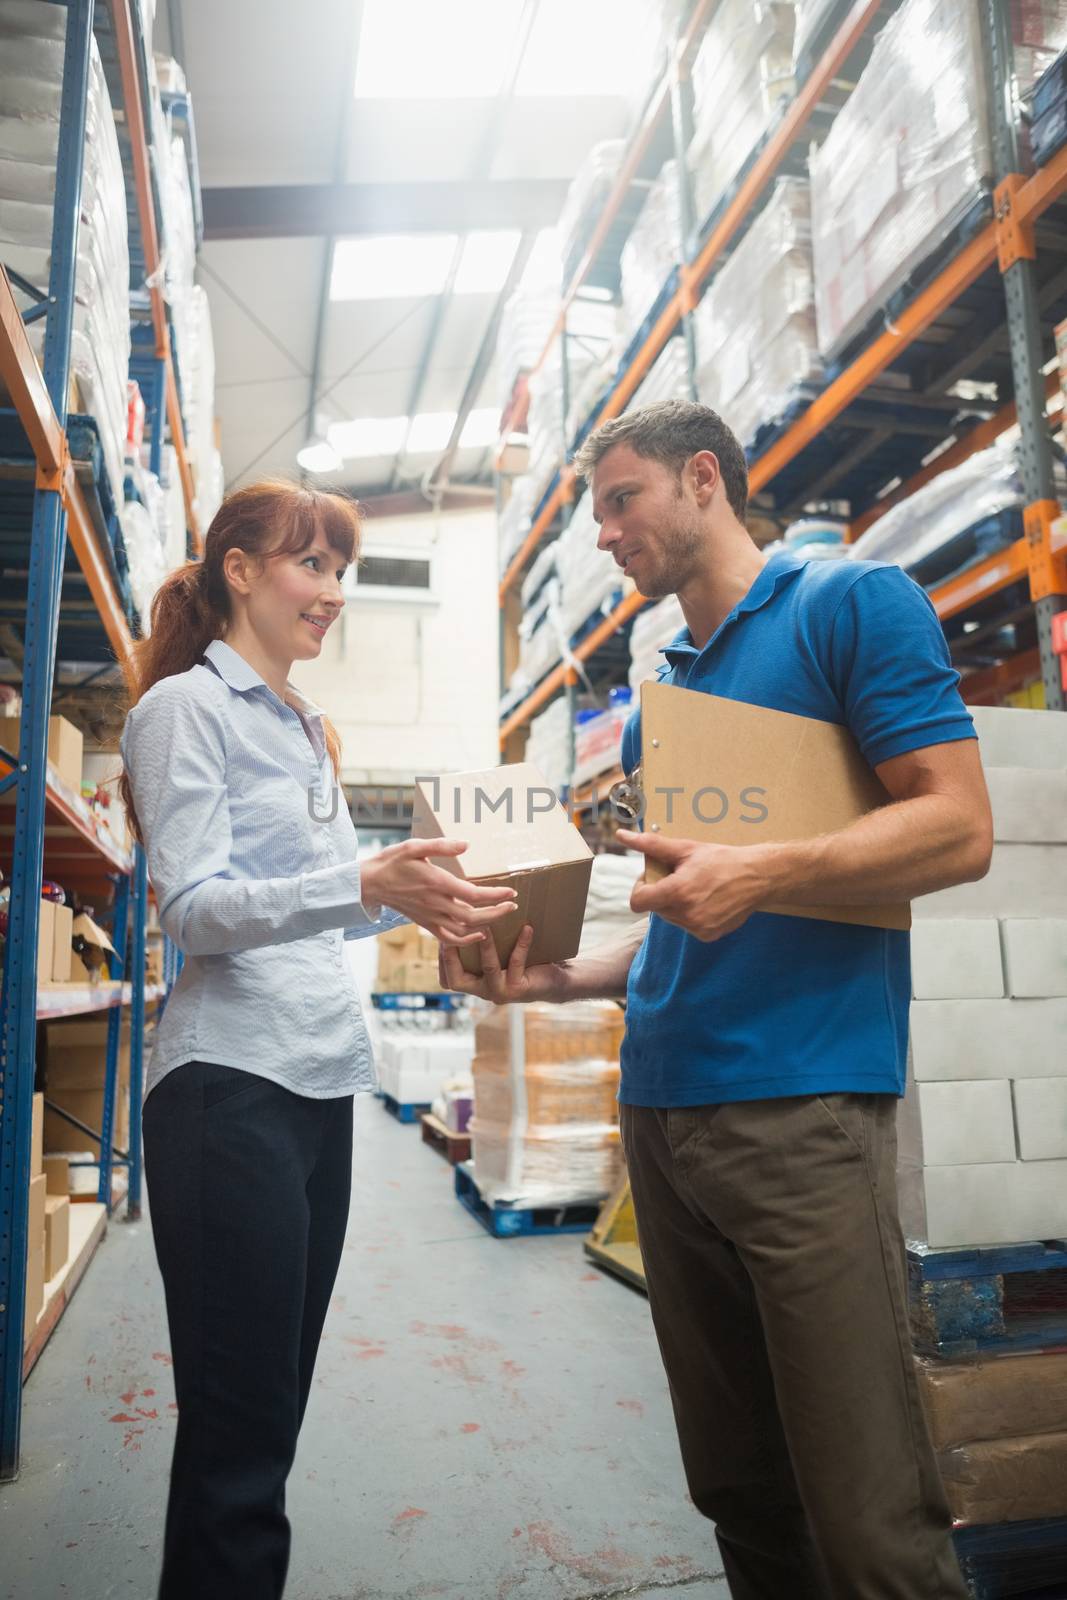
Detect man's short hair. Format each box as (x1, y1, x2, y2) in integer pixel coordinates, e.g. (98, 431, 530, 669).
(572, 398, 749, 522)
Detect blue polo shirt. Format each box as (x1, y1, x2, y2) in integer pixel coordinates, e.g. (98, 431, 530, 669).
(619, 550, 976, 1107)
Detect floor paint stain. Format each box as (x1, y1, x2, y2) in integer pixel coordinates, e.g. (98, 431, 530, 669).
(393, 1507, 428, 1524)
(500, 1360, 526, 1380)
(616, 1398, 644, 1416)
(356, 1348, 386, 1360)
(109, 1413, 138, 1424)
(522, 1521, 635, 1585)
(120, 1391, 135, 1406)
(151, 1352, 172, 1366)
(460, 1423, 480, 1434)
(142, 1388, 155, 1397)
(580, 1272, 600, 1282)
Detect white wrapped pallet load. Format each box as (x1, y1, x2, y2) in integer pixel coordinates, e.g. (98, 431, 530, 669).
(120, 498, 168, 631)
(688, 0, 796, 228)
(693, 176, 821, 450)
(628, 594, 685, 693)
(632, 336, 691, 409)
(517, 578, 563, 689)
(578, 853, 646, 955)
(183, 285, 220, 530)
(527, 698, 573, 796)
(0, 2, 131, 504)
(573, 690, 632, 789)
(810, 0, 991, 358)
(497, 473, 539, 576)
(557, 139, 625, 286)
(620, 161, 683, 339)
(497, 284, 558, 412)
(556, 492, 633, 643)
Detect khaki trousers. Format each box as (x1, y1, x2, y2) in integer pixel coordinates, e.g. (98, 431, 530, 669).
(620, 1094, 968, 1600)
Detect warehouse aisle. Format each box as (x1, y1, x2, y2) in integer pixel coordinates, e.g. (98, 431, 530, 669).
(1, 1093, 727, 1600)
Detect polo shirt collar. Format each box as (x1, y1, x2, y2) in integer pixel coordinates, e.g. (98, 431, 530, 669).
(661, 549, 809, 667)
(202, 638, 325, 717)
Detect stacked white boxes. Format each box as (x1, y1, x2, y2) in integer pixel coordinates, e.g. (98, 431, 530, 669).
(0, 3, 131, 505)
(687, 0, 796, 229)
(693, 176, 821, 450)
(376, 1030, 475, 1109)
(900, 708, 1067, 1249)
(810, 0, 991, 358)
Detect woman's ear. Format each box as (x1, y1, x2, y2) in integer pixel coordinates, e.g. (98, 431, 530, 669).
(222, 546, 256, 597)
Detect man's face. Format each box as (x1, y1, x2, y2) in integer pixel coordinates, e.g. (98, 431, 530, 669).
(591, 443, 705, 599)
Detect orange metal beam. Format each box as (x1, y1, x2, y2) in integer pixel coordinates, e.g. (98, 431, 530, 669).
(685, 0, 885, 293)
(63, 466, 135, 665)
(499, 469, 574, 600)
(0, 268, 65, 474)
(958, 648, 1042, 704)
(108, 0, 202, 554)
(499, 589, 645, 746)
(928, 536, 1030, 622)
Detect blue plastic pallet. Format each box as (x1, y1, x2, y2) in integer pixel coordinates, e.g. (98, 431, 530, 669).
(371, 991, 462, 1012)
(454, 1162, 602, 1239)
(954, 1516, 1067, 1600)
(909, 1241, 1067, 1358)
(379, 1093, 431, 1125)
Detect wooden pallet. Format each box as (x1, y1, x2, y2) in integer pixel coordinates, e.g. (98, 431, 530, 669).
(419, 1111, 471, 1166)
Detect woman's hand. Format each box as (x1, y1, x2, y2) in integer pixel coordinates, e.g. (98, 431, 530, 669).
(360, 839, 518, 947)
(439, 923, 569, 1003)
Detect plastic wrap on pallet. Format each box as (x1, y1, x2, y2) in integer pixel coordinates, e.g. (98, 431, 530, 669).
(557, 139, 626, 288)
(517, 578, 564, 689)
(628, 594, 686, 694)
(0, 4, 131, 505)
(574, 702, 631, 789)
(578, 853, 646, 954)
(688, 0, 796, 230)
(497, 284, 559, 412)
(520, 537, 560, 611)
(376, 1031, 475, 1108)
(1013, 0, 1067, 96)
(183, 284, 220, 531)
(791, 0, 838, 70)
(527, 697, 573, 795)
(620, 161, 682, 341)
(810, 0, 992, 359)
(939, 1433, 1067, 1527)
(693, 176, 821, 450)
(497, 473, 539, 575)
(526, 299, 623, 500)
(470, 1001, 623, 1207)
(158, 128, 197, 389)
(556, 492, 634, 642)
(632, 336, 692, 409)
(847, 440, 1027, 590)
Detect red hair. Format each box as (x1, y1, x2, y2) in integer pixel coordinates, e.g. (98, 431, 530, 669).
(119, 479, 361, 843)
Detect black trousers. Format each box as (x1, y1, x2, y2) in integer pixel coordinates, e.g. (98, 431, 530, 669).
(143, 1061, 353, 1600)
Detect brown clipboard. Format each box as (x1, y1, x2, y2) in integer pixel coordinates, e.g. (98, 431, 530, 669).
(639, 679, 911, 932)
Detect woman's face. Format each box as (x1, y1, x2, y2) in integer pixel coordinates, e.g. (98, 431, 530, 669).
(248, 534, 349, 662)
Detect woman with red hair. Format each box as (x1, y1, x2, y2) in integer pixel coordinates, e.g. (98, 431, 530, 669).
(120, 480, 515, 1599)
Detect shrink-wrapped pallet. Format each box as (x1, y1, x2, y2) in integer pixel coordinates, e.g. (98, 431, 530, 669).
(694, 176, 821, 450)
(471, 1001, 624, 1207)
(810, 0, 991, 358)
(497, 473, 539, 576)
(527, 697, 573, 796)
(556, 492, 633, 643)
(557, 139, 626, 288)
(632, 336, 691, 409)
(688, 0, 796, 228)
(620, 161, 683, 339)
(0, 2, 130, 505)
(628, 594, 686, 693)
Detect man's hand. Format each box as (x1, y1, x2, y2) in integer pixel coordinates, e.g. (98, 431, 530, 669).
(618, 829, 770, 942)
(439, 923, 569, 1003)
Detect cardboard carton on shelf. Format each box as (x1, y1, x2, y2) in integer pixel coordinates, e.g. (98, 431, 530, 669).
(640, 680, 909, 931)
(42, 1155, 70, 1196)
(70, 912, 117, 975)
(28, 1171, 46, 1250)
(44, 1016, 131, 1155)
(31, 1092, 43, 1179)
(0, 713, 84, 795)
(23, 1246, 45, 1342)
(44, 1195, 70, 1280)
(411, 764, 593, 977)
(48, 903, 73, 985)
(37, 899, 55, 982)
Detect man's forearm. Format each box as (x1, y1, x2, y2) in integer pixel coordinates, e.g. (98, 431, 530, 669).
(551, 919, 648, 1002)
(758, 793, 991, 908)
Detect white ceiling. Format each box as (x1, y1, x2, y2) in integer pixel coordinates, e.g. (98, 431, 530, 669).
(156, 0, 647, 504)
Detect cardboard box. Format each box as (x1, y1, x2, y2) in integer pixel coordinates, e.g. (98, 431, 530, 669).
(23, 1247, 44, 1342)
(915, 1080, 1016, 1167)
(938, 1432, 1067, 1526)
(145, 939, 164, 986)
(37, 899, 55, 984)
(42, 1155, 70, 1196)
(913, 845, 1067, 920)
(910, 920, 1004, 1000)
(31, 1092, 43, 1179)
(28, 1171, 47, 1250)
(411, 764, 593, 976)
(44, 1089, 128, 1155)
(640, 680, 909, 931)
(1002, 918, 1067, 997)
(0, 713, 84, 793)
(911, 1160, 1067, 1248)
(986, 768, 1067, 844)
(44, 1195, 70, 1281)
(918, 1352, 1067, 1451)
(1012, 1078, 1067, 1161)
(910, 999, 1067, 1081)
(50, 903, 73, 984)
(70, 912, 117, 975)
(970, 705, 1067, 769)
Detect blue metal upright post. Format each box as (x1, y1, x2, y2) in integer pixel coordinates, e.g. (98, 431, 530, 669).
(126, 845, 148, 1220)
(96, 872, 131, 1208)
(0, 0, 95, 1482)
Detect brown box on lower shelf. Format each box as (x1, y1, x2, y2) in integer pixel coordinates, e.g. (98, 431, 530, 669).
(43, 1155, 70, 1196)
(44, 1195, 70, 1280)
(44, 1017, 130, 1153)
(918, 1352, 1067, 1452)
(28, 1172, 46, 1250)
(23, 1247, 44, 1342)
(939, 1432, 1067, 1525)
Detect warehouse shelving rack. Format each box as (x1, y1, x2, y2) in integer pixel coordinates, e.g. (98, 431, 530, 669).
(497, 0, 1067, 780)
(0, 0, 202, 1480)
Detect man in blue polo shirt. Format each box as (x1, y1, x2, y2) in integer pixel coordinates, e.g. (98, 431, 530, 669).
(443, 400, 991, 1599)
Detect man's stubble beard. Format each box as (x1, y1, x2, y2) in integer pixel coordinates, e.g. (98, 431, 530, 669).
(637, 510, 704, 600)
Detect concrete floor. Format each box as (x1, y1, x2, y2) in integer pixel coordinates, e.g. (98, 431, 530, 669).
(1, 1094, 727, 1600)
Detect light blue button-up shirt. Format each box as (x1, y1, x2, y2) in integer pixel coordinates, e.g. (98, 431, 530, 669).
(121, 638, 405, 1102)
